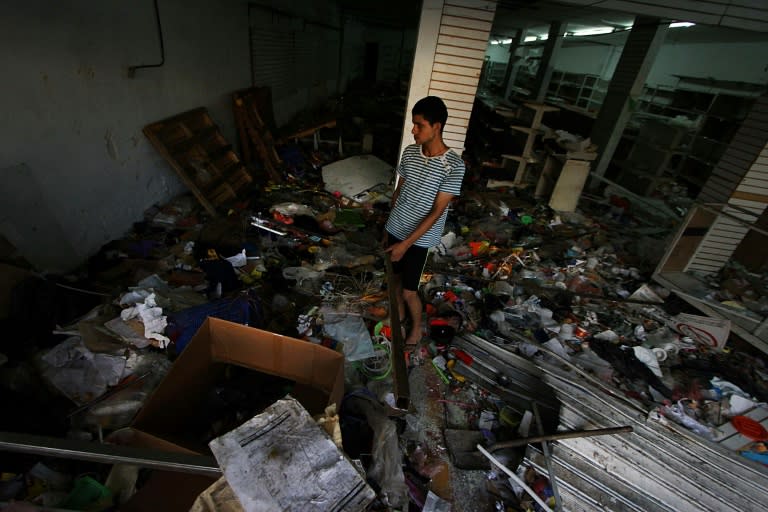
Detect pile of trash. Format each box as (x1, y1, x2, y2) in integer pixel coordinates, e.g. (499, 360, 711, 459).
(2, 165, 768, 511)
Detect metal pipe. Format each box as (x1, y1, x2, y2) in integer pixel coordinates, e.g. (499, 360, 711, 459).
(128, 0, 165, 77)
(478, 444, 554, 512)
(0, 431, 221, 477)
(534, 402, 563, 512)
(489, 425, 633, 452)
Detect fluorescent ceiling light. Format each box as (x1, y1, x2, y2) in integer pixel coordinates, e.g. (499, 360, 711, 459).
(572, 27, 614, 36)
(524, 36, 537, 42)
(490, 38, 513, 45)
(669, 21, 695, 28)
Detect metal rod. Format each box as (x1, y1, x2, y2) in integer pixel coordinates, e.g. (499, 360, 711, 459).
(534, 402, 562, 512)
(0, 431, 221, 477)
(478, 444, 554, 512)
(489, 425, 633, 451)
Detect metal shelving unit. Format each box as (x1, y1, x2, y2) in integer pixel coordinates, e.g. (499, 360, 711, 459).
(653, 202, 768, 354)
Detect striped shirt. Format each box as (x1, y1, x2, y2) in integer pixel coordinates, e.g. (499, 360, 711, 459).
(385, 144, 465, 248)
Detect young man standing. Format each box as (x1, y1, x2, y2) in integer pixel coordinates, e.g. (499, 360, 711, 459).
(384, 96, 466, 346)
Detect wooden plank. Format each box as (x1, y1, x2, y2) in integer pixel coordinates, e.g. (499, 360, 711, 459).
(234, 108, 253, 164)
(548, 160, 591, 212)
(733, 191, 768, 203)
(144, 115, 220, 217)
(384, 255, 409, 410)
(167, 126, 220, 156)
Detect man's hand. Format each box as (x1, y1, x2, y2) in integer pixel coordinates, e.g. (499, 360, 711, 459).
(384, 241, 407, 262)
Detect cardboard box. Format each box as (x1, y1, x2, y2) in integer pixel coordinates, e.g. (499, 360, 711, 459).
(107, 428, 219, 512)
(132, 317, 345, 453)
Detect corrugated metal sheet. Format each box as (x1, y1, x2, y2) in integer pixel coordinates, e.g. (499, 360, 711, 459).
(249, 7, 340, 101)
(524, 350, 768, 511)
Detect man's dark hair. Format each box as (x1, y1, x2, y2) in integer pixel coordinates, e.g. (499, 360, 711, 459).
(412, 96, 448, 132)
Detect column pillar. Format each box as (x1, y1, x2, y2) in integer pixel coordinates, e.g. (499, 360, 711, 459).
(589, 17, 668, 182)
(531, 22, 566, 103)
(399, 0, 498, 160)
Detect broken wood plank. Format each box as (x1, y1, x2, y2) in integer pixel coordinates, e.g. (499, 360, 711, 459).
(233, 88, 284, 183)
(384, 255, 410, 410)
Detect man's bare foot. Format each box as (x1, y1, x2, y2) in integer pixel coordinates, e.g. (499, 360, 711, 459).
(404, 331, 422, 346)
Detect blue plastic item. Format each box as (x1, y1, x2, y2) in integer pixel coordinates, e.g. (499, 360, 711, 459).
(166, 293, 262, 353)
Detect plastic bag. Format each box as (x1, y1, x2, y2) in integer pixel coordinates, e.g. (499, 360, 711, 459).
(322, 310, 376, 362)
(351, 395, 408, 508)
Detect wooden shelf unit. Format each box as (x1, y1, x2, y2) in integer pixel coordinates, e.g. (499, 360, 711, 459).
(502, 102, 560, 184)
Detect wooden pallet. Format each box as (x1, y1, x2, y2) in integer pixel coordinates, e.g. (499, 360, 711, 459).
(143, 108, 253, 217)
(232, 87, 284, 184)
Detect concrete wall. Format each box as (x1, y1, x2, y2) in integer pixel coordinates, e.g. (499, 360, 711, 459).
(0, 0, 251, 272)
(342, 20, 416, 86)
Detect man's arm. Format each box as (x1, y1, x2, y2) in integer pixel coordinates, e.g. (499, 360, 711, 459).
(385, 191, 454, 262)
(382, 177, 405, 246)
(390, 176, 404, 209)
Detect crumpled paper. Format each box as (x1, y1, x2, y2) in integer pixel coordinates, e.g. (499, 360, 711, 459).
(117, 293, 170, 348)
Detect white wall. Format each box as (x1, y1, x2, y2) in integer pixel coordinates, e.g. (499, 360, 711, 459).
(0, 0, 251, 272)
(485, 42, 511, 63)
(549, 38, 768, 87)
(646, 41, 768, 87)
(555, 45, 622, 80)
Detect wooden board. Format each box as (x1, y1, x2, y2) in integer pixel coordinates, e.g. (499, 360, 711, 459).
(548, 159, 590, 212)
(232, 87, 283, 183)
(144, 108, 253, 217)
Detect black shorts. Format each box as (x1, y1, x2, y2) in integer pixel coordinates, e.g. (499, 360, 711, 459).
(386, 232, 428, 291)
